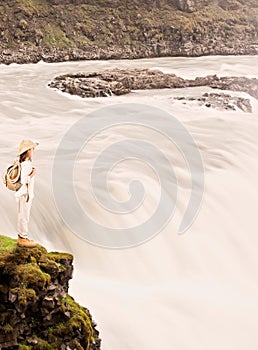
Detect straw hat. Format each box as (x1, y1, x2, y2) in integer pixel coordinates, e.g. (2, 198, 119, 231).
(18, 140, 39, 156)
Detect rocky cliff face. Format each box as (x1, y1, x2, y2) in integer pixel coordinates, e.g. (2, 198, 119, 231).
(0, 235, 101, 350)
(0, 0, 257, 64)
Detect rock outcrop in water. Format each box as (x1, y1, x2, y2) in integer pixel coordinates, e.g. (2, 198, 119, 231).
(0, 235, 101, 350)
(49, 68, 257, 112)
(173, 92, 252, 112)
(206, 76, 258, 100)
(48, 69, 185, 97)
(0, 0, 257, 64)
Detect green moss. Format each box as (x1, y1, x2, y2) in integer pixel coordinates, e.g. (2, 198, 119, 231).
(11, 287, 37, 306)
(0, 234, 17, 253)
(47, 251, 73, 264)
(18, 344, 32, 350)
(61, 295, 95, 347)
(15, 0, 43, 16)
(47, 295, 95, 349)
(0, 235, 96, 350)
(16, 263, 51, 289)
(47, 326, 53, 333)
(51, 321, 66, 336)
(2, 323, 14, 333)
(33, 338, 52, 350)
(41, 24, 70, 48)
(38, 256, 64, 273)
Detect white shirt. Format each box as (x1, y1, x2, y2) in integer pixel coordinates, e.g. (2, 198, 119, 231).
(15, 160, 35, 200)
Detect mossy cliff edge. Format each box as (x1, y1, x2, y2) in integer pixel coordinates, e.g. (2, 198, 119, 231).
(0, 235, 101, 350)
(0, 0, 258, 64)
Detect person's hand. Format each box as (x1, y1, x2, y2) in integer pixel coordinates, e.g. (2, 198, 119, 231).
(30, 167, 36, 177)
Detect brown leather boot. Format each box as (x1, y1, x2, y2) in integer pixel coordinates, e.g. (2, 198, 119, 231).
(17, 236, 36, 248)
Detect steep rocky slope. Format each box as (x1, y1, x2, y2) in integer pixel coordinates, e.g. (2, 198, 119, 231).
(0, 235, 101, 350)
(0, 0, 257, 64)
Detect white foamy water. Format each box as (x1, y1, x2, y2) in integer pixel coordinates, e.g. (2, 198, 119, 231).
(1, 55, 258, 350)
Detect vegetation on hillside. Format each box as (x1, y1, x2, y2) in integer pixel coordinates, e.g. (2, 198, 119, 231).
(0, 0, 257, 62)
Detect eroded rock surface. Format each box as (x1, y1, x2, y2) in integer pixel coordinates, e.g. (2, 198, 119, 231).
(173, 92, 252, 112)
(49, 68, 257, 112)
(176, 0, 208, 12)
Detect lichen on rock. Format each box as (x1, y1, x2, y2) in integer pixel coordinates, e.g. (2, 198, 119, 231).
(0, 234, 101, 350)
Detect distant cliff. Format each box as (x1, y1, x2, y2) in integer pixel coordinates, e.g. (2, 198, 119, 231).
(0, 234, 101, 350)
(0, 0, 257, 64)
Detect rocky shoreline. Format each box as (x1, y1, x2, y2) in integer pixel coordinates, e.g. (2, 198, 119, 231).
(1, 43, 258, 66)
(49, 68, 257, 112)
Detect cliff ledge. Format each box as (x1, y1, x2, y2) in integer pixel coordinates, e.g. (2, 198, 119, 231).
(0, 234, 101, 350)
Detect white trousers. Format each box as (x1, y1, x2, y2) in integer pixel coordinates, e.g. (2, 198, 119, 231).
(16, 195, 33, 239)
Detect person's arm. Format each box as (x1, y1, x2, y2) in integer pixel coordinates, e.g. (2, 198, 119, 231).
(29, 167, 36, 178)
(20, 161, 35, 185)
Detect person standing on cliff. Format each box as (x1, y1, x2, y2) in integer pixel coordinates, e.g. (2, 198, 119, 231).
(15, 140, 39, 248)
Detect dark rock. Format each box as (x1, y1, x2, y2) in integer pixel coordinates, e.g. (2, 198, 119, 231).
(49, 68, 257, 111)
(0, 331, 18, 348)
(27, 337, 38, 345)
(173, 92, 252, 112)
(236, 97, 252, 113)
(42, 296, 55, 309)
(49, 68, 186, 97)
(208, 76, 258, 100)
(176, 0, 209, 12)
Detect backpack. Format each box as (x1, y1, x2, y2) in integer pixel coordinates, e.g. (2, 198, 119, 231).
(2, 159, 22, 191)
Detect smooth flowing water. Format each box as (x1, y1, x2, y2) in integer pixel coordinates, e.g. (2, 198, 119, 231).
(1, 55, 258, 350)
